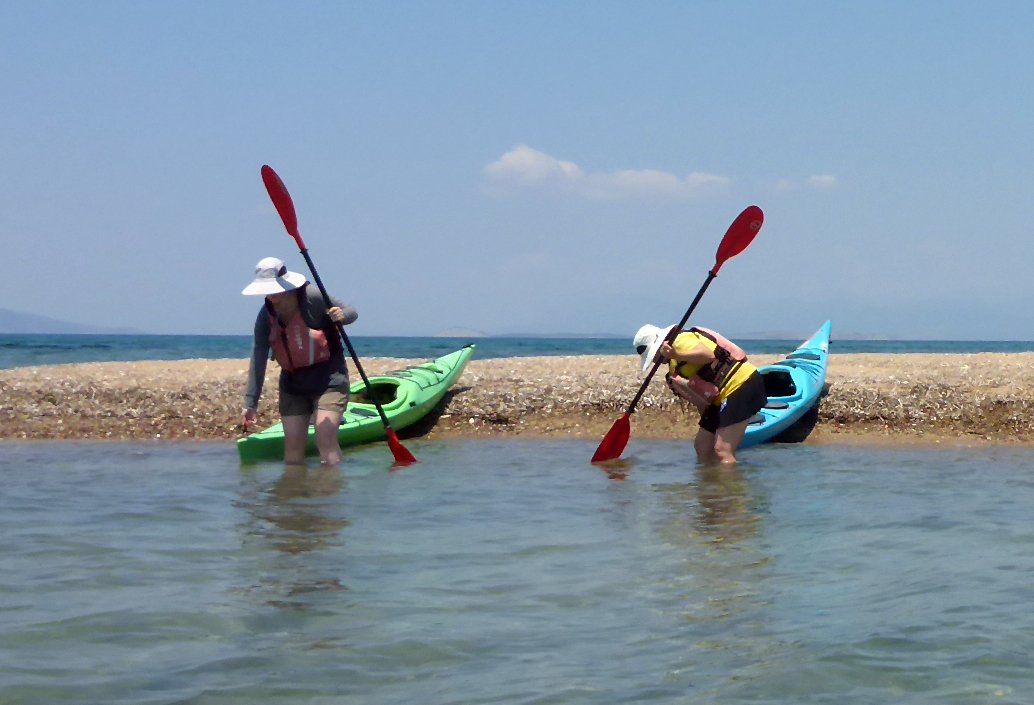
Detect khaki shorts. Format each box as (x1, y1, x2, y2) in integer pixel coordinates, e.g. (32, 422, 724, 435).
(278, 384, 350, 418)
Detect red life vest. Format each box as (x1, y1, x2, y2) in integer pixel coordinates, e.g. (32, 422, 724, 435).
(675, 327, 748, 405)
(267, 307, 332, 373)
(691, 327, 747, 364)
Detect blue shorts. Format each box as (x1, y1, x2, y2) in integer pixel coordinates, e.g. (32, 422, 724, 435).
(699, 371, 767, 433)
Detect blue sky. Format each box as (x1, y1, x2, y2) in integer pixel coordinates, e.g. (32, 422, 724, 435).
(3, 1, 1032, 339)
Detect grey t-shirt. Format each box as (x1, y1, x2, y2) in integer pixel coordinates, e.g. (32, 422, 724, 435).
(244, 284, 358, 410)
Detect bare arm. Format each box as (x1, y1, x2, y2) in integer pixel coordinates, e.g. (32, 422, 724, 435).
(657, 340, 714, 366)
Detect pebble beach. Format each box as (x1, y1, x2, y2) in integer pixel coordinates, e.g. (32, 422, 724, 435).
(3, 353, 1034, 446)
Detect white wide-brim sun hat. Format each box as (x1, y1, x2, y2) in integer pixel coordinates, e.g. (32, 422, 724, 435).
(241, 256, 307, 296)
(633, 323, 675, 377)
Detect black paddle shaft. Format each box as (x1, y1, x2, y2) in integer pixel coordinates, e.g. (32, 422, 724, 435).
(625, 270, 718, 413)
(297, 247, 394, 429)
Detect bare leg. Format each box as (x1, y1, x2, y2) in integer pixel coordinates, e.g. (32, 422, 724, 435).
(281, 415, 311, 465)
(695, 419, 750, 465)
(313, 408, 343, 465)
(713, 420, 750, 464)
(694, 428, 720, 465)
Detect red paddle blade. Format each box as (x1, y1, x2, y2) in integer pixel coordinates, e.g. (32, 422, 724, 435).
(591, 413, 631, 463)
(713, 205, 763, 274)
(260, 165, 306, 249)
(386, 429, 417, 466)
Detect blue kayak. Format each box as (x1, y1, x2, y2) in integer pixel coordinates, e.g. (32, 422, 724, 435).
(741, 320, 831, 448)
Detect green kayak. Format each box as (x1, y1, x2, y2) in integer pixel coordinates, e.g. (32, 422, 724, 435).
(237, 344, 475, 462)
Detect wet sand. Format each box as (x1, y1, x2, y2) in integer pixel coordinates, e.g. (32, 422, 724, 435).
(3, 353, 1034, 446)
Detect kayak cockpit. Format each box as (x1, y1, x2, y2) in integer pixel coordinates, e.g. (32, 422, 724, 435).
(761, 369, 797, 398)
(350, 381, 400, 406)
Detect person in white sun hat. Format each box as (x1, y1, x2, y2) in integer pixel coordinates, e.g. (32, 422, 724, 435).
(241, 256, 358, 465)
(633, 323, 767, 464)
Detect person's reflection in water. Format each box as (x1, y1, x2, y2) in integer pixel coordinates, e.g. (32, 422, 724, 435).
(270, 464, 347, 554)
(693, 465, 759, 545)
(654, 464, 759, 548)
(238, 463, 350, 609)
(652, 464, 767, 635)
(650, 464, 773, 678)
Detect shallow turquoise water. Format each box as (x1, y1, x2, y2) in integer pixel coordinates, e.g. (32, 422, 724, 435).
(6, 332, 1034, 368)
(1, 439, 1032, 704)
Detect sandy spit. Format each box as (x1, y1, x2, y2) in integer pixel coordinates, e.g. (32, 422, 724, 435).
(3, 353, 1034, 446)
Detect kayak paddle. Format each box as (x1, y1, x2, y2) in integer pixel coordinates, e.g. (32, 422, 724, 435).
(590, 205, 764, 464)
(260, 164, 418, 466)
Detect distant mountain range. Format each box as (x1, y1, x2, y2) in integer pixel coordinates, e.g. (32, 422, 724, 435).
(433, 327, 623, 339)
(0, 307, 140, 335)
(2, 308, 894, 341)
(498, 332, 625, 339)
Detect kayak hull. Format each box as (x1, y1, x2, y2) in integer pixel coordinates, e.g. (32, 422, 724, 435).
(237, 344, 475, 462)
(740, 321, 831, 448)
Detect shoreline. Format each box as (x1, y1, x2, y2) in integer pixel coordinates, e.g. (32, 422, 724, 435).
(3, 353, 1034, 446)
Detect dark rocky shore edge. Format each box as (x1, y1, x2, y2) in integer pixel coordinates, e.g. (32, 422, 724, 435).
(3, 353, 1034, 445)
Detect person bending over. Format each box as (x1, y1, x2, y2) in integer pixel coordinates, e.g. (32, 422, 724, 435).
(634, 323, 767, 464)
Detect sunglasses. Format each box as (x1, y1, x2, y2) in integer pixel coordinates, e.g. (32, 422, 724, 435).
(636, 345, 647, 355)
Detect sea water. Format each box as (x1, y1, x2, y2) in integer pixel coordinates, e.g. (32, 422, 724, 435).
(4, 333, 1034, 368)
(1, 438, 1032, 704)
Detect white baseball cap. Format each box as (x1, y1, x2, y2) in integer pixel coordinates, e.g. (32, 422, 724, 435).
(241, 257, 307, 296)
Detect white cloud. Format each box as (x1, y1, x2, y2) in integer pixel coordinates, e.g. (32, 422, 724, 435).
(483, 145, 730, 201)
(483, 145, 583, 185)
(807, 174, 839, 190)
(767, 174, 840, 192)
